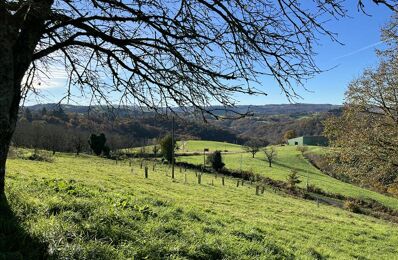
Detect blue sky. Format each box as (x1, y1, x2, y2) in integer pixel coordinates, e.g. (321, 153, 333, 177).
(27, 2, 394, 106)
(244, 3, 394, 105)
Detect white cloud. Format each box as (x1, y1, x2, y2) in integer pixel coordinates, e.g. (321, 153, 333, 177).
(22, 64, 68, 91)
(34, 66, 68, 90)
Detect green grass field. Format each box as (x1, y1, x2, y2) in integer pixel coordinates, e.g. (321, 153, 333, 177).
(178, 140, 243, 153)
(127, 140, 243, 154)
(2, 151, 398, 259)
(177, 142, 398, 210)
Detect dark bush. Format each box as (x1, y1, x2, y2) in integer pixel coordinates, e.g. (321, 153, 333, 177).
(89, 133, 107, 156)
(28, 150, 54, 162)
(159, 135, 176, 163)
(207, 151, 225, 171)
(306, 184, 324, 194)
(102, 145, 110, 158)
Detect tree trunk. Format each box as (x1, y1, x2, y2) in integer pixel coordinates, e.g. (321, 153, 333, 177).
(0, 16, 19, 194)
(0, 64, 21, 194)
(0, 145, 9, 195)
(0, 5, 51, 193)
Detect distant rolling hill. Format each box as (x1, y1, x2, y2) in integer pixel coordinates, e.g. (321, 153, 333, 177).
(26, 103, 341, 116)
(22, 103, 341, 144)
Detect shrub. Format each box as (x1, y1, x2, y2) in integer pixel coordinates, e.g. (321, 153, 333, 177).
(160, 135, 176, 163)
(287, 170, 301, 190)
(306, 184, 324, 194)
(102, 145, 110, 158)
(296, 146, 308, 154)
(207, 151, 225, 171)
(387, 184, 398, 196)
(28, 150, 54, 162)
(343, 200, 361, 213)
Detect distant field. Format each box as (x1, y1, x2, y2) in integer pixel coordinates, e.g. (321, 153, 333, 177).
(178, 140, 243, 153)
(126, 140, 243, 154)
(177, 142, 398, 210)
(3, 152, 398, 259)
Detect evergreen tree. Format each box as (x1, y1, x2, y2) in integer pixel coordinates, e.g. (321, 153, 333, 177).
(41, 107, 47, 116)
(24, 108, 33, 122)
(287, 170, 301, 190)
(207, 151, 225, 171)
(89, 133, 107, 156)
(160, 135, 176, 163)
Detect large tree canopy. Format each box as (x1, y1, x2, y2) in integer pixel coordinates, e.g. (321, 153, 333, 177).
(2, 0, 396, 113)
(0, 0, 396, 193)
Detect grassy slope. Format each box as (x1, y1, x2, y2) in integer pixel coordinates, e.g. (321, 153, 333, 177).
(177, 142, 398, 210)
(2, 153, 398, 259)
(128, 140, 243, 154)
(178, 140, 243, 153)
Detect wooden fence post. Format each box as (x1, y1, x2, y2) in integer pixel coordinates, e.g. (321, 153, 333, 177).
(145, 166, 148, 178)
(261, 186, 265, 194)
(184, 173, 187, 184)
(198, 173, 202, 184)
(241, 180, 244, 186)
(140, 160, 143, 169)
(236, 180, 240, 187)
(152, 164, 155, 171)
(222, 177, 225, 186)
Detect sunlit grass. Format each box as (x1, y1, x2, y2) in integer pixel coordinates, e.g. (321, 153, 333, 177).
(178, 143, 398, 210)
(2, 152, 398, 258)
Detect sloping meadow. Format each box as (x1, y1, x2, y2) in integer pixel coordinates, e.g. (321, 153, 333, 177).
(178, 144, 398, 211)
(2, 152, 398, 259)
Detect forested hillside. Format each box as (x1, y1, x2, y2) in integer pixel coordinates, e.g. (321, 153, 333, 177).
(14, 106, 242, 154)
(20, 104, 340, 149)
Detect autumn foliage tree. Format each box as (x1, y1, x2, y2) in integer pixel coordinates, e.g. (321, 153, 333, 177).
(0, 1, 396, 193)
(283, 130, 297, 142)
(324, 15, 398, 193)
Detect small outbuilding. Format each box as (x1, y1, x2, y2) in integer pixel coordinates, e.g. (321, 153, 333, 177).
(287, 136, 328, 146)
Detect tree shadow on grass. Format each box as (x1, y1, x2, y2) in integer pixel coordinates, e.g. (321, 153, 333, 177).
(0, 193, 48, 259)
